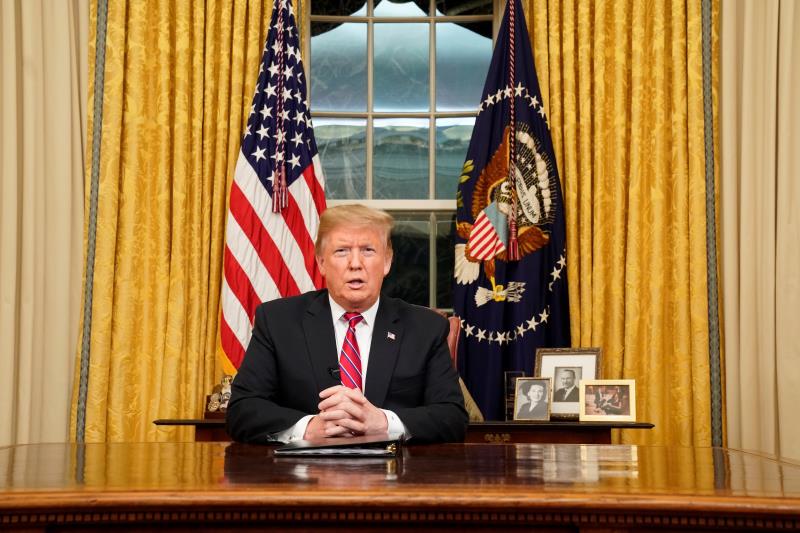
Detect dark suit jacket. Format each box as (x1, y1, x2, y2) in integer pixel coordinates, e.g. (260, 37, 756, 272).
(226, 290, 468, 443)
(553, 386, 578, 402)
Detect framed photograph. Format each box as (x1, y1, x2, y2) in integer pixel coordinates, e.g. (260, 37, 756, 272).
(579, 379, 636, 422)
(513, 377, 552, 421)
(534, 347, 602, 419)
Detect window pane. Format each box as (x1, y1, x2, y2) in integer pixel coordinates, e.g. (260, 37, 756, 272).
(374, 0, 429, 16)
(374, 23, 429, 111)
(311, 23, 367, 111)
(435, 212, 456, 309)
(384, 214, 430, 306)
(436, 22, 493, 110)
(436, 0, 493, 16)
(373, 118, 429, 199)
(314, 118, 367, 199)
(311, 0, 367, 16)
(435, 117, 474, 199)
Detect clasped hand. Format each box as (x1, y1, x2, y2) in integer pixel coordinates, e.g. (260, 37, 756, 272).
(303, 385, 388, 439)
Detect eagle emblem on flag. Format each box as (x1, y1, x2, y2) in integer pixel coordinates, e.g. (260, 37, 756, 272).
(455, 123, 559, 307)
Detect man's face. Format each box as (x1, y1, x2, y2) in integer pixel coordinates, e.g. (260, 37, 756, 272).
(560, 371, 575, 389)
(528, 384, 544, 402)
(316, 224, 392, 312)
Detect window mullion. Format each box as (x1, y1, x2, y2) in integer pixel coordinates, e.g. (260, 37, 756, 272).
(429, 18, 436, 201)
(366, 8, 374, 199)
(429, 212, 437, 308)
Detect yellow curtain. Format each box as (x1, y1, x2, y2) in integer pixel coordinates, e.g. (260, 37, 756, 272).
(527, 0, 721, 446)
(71, 0, 275, 442)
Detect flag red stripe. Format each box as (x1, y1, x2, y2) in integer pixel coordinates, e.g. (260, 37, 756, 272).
(220, 313, 246, 369)
(223, 246, 260, 322)
(282, 184, 324, 288)
(229, 181, 302, 297)
(303, 164, 326, 220)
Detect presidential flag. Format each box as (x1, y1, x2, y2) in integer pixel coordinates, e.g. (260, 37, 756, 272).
(220, 0, 326, 371)
(453, 0, 570, 420)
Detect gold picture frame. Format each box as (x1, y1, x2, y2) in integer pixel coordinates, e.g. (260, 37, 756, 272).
(534, 347, 602, 420)
(579, 379, 636, 422)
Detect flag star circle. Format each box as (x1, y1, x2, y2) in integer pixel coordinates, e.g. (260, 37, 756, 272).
(288, 153, 301, 169)
(256, 125, 270, 139)
(259, 104, 272, 119)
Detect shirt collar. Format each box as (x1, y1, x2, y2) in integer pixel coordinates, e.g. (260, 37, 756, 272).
(328, 295, 380, 327)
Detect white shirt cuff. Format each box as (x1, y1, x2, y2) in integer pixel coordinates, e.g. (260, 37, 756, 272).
(381, 409, 411, 440)
(269, 414, 314, 443)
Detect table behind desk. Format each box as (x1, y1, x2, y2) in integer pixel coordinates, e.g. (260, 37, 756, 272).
(154, 418, 654, 443)
(2, 442, 799, 532)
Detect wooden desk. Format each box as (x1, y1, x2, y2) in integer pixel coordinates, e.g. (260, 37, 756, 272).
(154, 418, 654, 444)
(2, 442, 799, 531)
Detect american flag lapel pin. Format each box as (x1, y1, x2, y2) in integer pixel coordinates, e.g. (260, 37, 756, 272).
(387, 331, 396, 341)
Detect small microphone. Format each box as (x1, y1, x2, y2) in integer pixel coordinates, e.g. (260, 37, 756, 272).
(328, 367, 341, 380)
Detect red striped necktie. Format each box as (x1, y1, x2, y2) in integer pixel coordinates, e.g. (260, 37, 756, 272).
(339, 312, 364, 390)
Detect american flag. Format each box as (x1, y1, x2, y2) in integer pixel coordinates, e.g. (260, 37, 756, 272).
(220, 0, 326, 370)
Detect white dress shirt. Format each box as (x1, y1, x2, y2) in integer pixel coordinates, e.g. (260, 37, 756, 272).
(270, 296, 409, 442)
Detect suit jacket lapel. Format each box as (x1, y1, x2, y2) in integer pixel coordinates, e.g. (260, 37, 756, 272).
(302, 291, 340, 391)
(365, 297, 402, 406)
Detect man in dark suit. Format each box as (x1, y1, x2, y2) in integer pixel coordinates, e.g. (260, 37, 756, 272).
(552, 368, 579, 402)
(227, 204, 468, 444)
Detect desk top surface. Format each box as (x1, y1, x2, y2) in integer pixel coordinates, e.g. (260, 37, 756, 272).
(1, 442, 799, 516)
